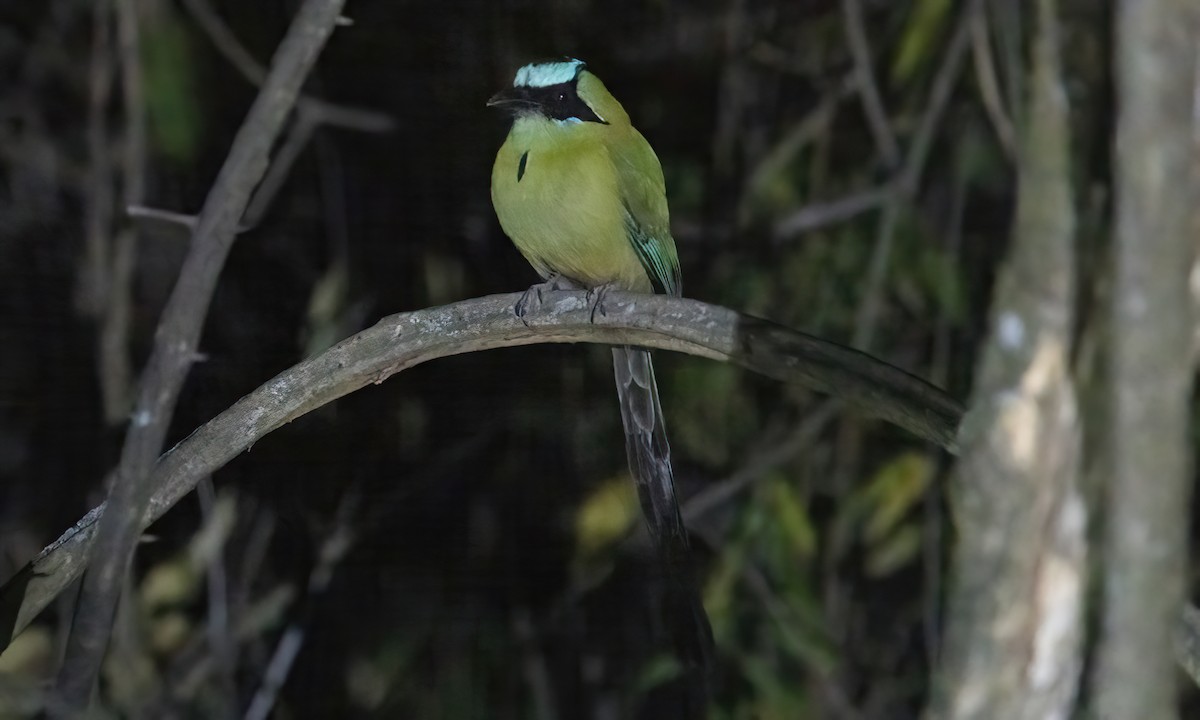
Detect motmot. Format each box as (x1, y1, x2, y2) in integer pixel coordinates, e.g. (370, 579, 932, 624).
(488, 58, 714, 671)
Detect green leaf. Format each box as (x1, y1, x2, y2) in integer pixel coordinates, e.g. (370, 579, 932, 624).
(704, 542, 746, 642)
(771, 605, 838, 673)
(918, 248, 966, 323)
(769, 477, 818, 561)
(143, 6, 203, 163)
(633, 653, 684, 693)
(669, 359, 752, 467)
(861, 452, 933, 544)
(892, 0, 953, 84)
(740, 655, 811, 718)
(865, 522, 923, 577)
(573, 475, 638, 560)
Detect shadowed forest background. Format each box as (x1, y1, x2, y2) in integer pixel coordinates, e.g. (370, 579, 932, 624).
(1, 0, 1198, 718)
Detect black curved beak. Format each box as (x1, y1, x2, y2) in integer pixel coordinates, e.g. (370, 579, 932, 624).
(487, 86, 538, 112)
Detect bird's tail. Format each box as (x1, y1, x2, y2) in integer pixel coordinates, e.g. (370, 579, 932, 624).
(612, 346, 715, 672)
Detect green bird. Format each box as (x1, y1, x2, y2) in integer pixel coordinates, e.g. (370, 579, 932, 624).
(488, 58, 714, 671)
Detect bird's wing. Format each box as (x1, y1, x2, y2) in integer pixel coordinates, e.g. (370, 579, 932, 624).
(612, 129, 682, 297)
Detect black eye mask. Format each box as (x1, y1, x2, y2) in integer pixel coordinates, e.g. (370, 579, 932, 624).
(525, 82, 607, 124)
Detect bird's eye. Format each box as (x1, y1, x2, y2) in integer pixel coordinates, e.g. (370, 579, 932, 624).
(557, 92, 567, 102)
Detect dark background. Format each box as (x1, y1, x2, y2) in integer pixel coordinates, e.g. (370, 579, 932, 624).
(4, 1, 1185, 718)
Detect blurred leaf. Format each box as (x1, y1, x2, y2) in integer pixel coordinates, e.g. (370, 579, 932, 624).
(768, 476, 817, 561)
(865, 522, 923, 577)
(139, 557, 199, 610)
(422, 251, 467, 306)
(772, 607, 838, 673)
(663, 158, 706, 214)
(705, 541, 747, 642)
(720, 262, 779, 319)
(187, 490, 237, 568)
(954, 119, 1007, 188)
(738, 106, 833, 226)
(142, 4, 203, 163)
(632, 653, 684, 694)
(917, 247, 966, 323)
(102, 641, 159, 713)
(892, 0, 953, 84)
(347, 656, 390, 710)
(861, 451, 933, 544)
(346, 637, 422, 711)
(235, 584, 295, 640)
(304, 260, 351, 357)
(669, 359, 752, 467)
(0, 626, 52, 676)
(573, 475, 638, 560)
(147, 610, 192, 656)
(740, 655, 811, 719)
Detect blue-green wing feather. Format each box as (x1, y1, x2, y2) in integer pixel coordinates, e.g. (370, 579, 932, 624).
(623, 206, 681, 296)
(612, 128, 681, 297)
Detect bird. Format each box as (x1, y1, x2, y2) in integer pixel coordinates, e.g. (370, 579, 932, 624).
(487, 58, 714, 673)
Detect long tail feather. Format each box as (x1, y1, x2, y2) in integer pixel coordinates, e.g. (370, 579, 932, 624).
(612, 346, 714, 672)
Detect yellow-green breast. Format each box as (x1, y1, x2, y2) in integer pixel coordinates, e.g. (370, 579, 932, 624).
(491, 118, 655, 294)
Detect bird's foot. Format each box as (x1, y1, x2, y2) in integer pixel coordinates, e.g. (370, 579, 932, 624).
(515, 274, 579, 325)
(586, 283, 615, 324)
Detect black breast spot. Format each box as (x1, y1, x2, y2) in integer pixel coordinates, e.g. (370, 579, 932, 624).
(518, 151, 528, 182)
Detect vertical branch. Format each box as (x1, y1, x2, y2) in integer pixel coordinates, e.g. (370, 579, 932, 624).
(931, 0, 1083, 717)
(98, 0, 146, 424)
(1093, 0, 1199, 717)
(50, 0, 349, 714)
(197, 478, 237, 718)
(78, 0, 114, 320)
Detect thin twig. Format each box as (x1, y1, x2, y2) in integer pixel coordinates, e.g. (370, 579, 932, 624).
(78, 0, 114, 320)
(242, 490, 358, 720)
(100, 0, 142, 427)
(197, 479, 236, 719)
(241, 107, 317, 228)
(176, 0, 392, 230)
(51, 1, 350, 714)
(180, 0, 395, 134)
(853, 0, 981, 351)
(840, 0, 899, 166)
(901, 0, 983, 194)
(126, 205, 199, 230)
(96, 0, 146, 425)
(683, 400, 837, 521)
(178, 0, 265, 86)
(969, 8, 1017, 160)
(771, 184, 890, 240)
(988, 0, 1025, 130)
(513, 608, 558, 720)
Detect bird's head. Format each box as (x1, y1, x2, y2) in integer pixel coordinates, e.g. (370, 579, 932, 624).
(487, 58, 628, 128)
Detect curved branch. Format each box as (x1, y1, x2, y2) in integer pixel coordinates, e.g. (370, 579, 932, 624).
(0, 291, 962, 646)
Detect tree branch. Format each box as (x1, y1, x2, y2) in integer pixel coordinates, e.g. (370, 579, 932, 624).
(51, 0, 348, 713)
(1093, 0, 1199, 716)
(931, 0, 1083, 715)
(1, 290, 962, 649)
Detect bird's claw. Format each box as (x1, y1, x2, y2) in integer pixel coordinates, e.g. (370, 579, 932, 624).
(515, 274, 579, 326)
(514, 285, 543, 327)
(586, 283, 614, 324)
